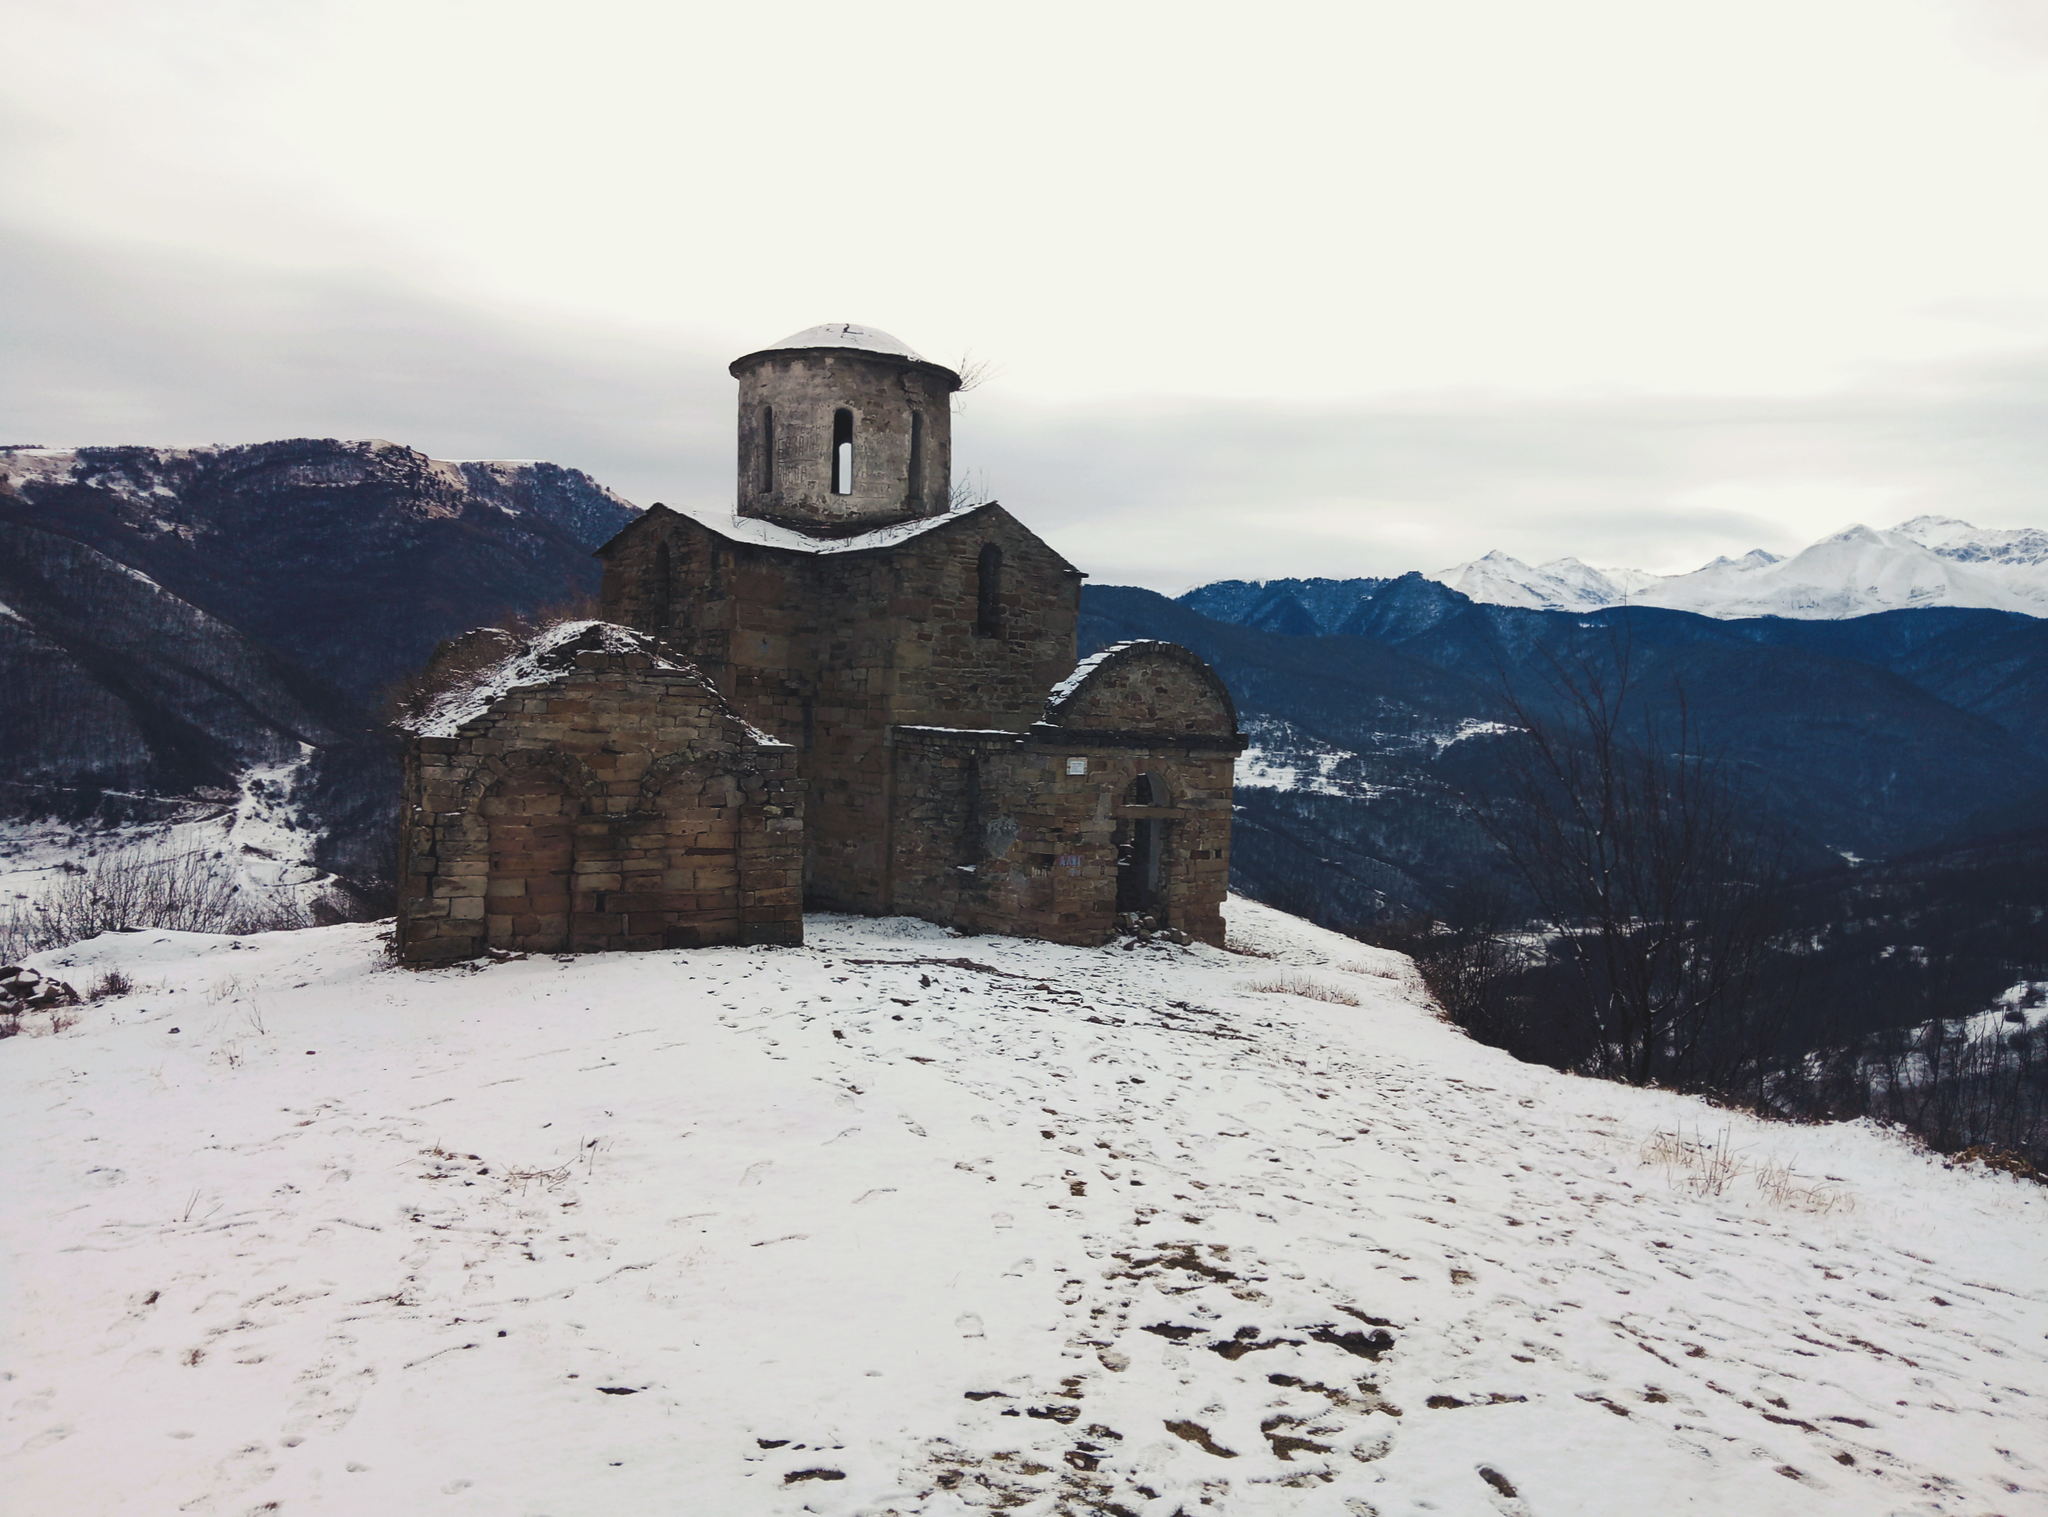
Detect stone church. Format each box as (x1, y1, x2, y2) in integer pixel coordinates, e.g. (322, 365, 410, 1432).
(395, 324, 1243, 965)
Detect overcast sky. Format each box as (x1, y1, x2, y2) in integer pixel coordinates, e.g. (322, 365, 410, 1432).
(7, 0, 2048, 590)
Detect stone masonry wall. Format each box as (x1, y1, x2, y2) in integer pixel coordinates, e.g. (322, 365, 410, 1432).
(888, 731, 1238, 947)
(597, 503, 1082, 917)
(395, 641, 802, 965)
(732, 350, 957, 532)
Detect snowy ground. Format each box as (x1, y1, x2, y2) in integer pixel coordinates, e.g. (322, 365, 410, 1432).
(4, 902, 2045, 1517)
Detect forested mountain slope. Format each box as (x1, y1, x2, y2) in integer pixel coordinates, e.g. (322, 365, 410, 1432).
(1084, 580, 2048, 927)
(0, 441, 638, 886)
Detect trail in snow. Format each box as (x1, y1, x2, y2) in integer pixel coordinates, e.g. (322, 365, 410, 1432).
(3, 902, 2044, 1516)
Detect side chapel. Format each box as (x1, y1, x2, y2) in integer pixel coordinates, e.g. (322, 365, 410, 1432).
(395, 324, 1244, 964)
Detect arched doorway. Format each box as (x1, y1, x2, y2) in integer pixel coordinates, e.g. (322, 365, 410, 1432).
(483, 770, 577, 952)
(1116, 771, 1168, 916)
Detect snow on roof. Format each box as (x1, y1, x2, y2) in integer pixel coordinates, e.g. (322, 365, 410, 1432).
(1041, 639, 1172, 719)
(753, 323, 927, 362)
(402, 620, 777, 742)
(662, 499, 997, 557)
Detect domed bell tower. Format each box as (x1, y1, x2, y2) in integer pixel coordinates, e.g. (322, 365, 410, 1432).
(731, 323, 963, 536)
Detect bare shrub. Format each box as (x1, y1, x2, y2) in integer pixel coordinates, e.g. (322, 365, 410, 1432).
(948, 469, 995, 511)
(1356, 897, 1557, 1061)
(0, 846, 309, 960)
(1754, 1158, 1852, 1215)
(1641, 1125, 1744, 1197)
(1466, 627, 1792, 1094)
(1783, 1007, 2048, 1175)
(88, 970, 133, 1001)
(1640, 1125, 1854, 1213)
(1243, 972, 1362, 1006)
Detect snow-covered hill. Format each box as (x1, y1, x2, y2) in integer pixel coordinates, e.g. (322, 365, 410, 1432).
(6, 905, 2045, 1515)
(1432, 517, 2048, 619)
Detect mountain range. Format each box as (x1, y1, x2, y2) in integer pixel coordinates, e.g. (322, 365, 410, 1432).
(0, 440, 636, 890)
(1428, 516, 2048, 619)
(1107, 571, 2048, 1015)
(6, 437, 2043, 997)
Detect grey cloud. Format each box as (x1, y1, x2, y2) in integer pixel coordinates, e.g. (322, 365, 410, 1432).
(0, 223, 731, 507)
(963, 372, 2048, 589)
(6, 221, 2046, 597)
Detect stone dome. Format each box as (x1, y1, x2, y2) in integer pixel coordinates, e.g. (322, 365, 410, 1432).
(755, 323, 926, 362)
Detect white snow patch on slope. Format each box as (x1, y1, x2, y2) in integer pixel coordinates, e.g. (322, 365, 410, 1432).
(1435, 518, 2048, 619)
(0, 751, 333, 916)
(5, 903, 2043, 1515)
(1234, 718, 1385, 799)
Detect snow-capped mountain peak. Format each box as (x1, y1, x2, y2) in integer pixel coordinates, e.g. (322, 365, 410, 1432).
(1694, 548, 1783, 573)
(1892, 514, 2048, 566)
(1431, 552, 1661, 614)
(1432, 518, 2048, 619)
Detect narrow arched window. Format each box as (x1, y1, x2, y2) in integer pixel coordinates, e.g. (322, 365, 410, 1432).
(975, 543, 1003, 637)
(760, 407, 775, 493)
(908, 410, 925, 505)
(651, 541, 673, 633)
(832, 408, 854, 495)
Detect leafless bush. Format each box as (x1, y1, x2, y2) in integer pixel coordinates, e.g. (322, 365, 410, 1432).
(1357, 899, 1555, 1059)
(1753, 1158, 1852, 1214)
(1243, 972, 1362, 1006)
(88, 970, 133, 1000)
(0, 846, 309, 960)
(949, 469, 995, 511)
(1466, 626, 1792, 1094)
(1784, 1010, 2048, 1175)
(950, 349, 1000, 414)
(1641, 1125, 1744, 1197)
(1640, 1124, 1854, 1212)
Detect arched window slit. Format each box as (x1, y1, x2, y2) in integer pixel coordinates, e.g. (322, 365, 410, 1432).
(832, 408, 854, 495)
(975, 543, 1003, 637)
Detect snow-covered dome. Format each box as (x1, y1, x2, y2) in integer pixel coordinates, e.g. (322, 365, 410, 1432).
(756, 323, 926, 362)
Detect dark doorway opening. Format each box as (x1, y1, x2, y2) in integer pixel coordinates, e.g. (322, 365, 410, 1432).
(1116, 772, 1167, 915)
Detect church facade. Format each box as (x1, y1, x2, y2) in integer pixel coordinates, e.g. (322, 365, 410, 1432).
(395, 324, 1242, 964)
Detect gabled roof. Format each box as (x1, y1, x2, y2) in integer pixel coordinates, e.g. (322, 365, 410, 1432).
(400, 620, 784, 746)
(1038, 639, 1241, 736)
(594, 500, 1084, 576)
